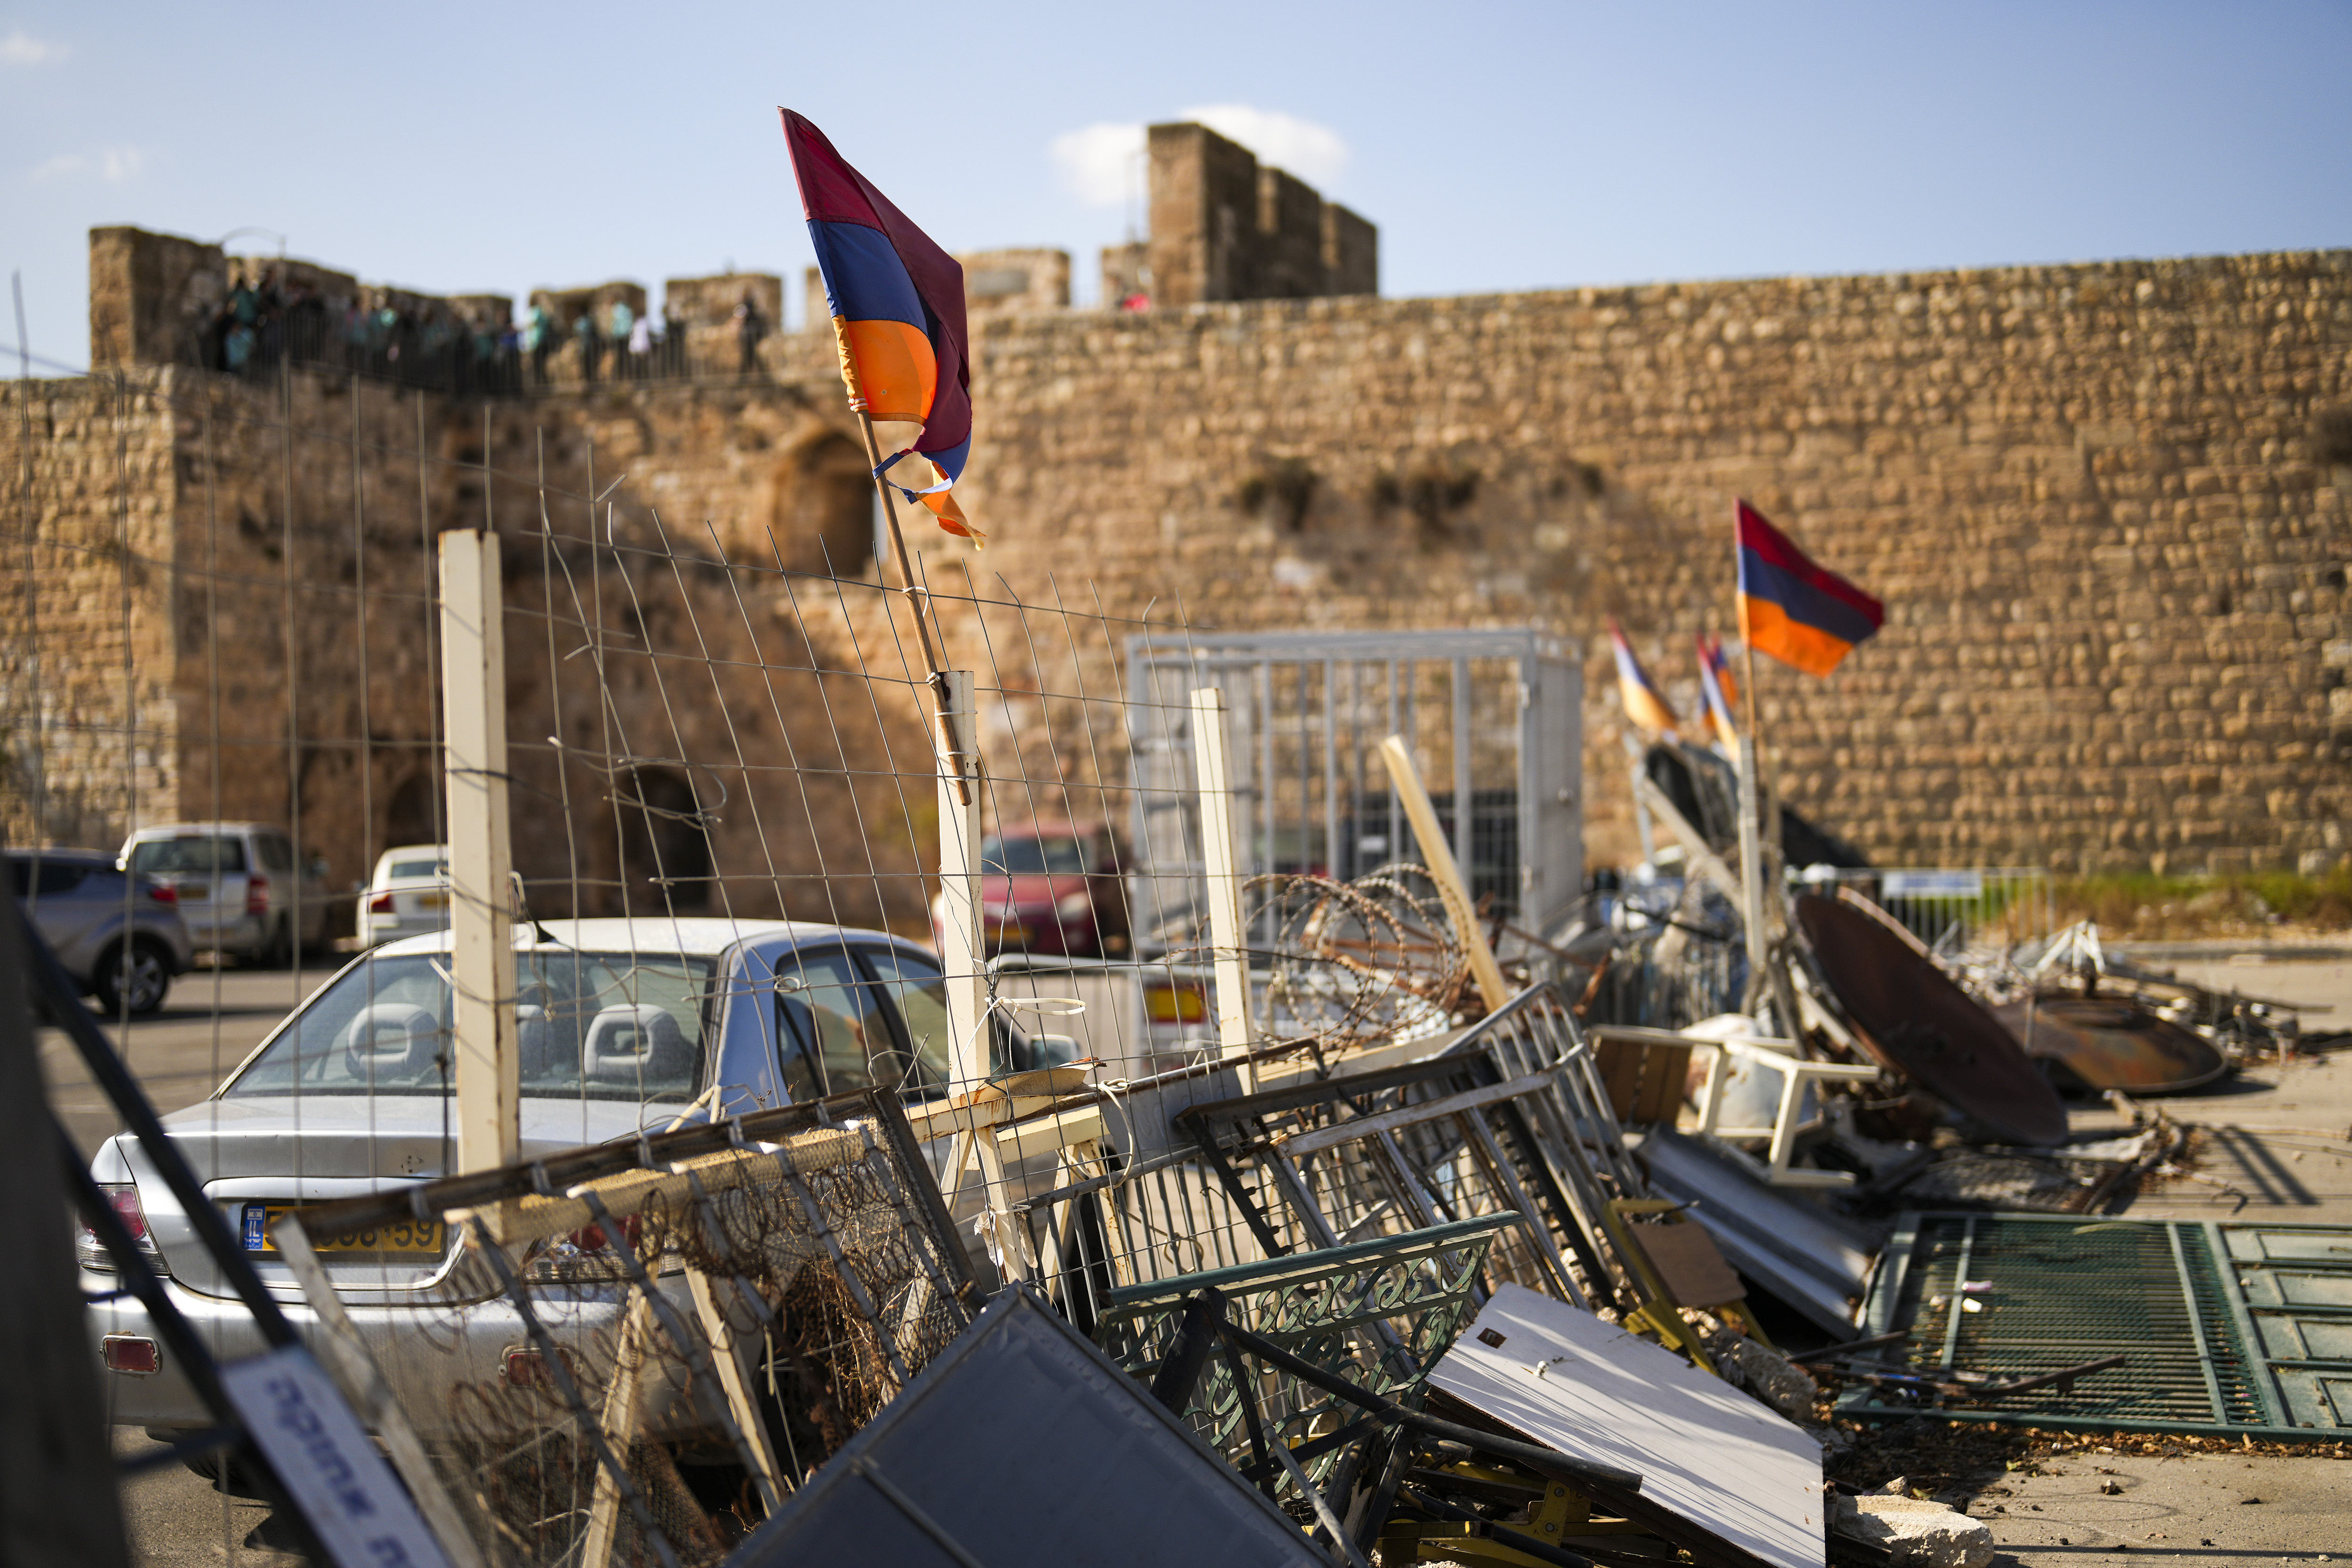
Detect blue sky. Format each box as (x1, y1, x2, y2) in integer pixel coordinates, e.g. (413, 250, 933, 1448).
(5, 0, 2348, 374)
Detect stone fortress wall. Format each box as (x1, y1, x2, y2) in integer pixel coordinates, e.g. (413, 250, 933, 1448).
(8, 119, 2350, 898)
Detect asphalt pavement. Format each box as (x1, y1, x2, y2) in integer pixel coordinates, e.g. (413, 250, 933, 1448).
(42, 960, 340, 1160)
(40, 958, 339, 1568)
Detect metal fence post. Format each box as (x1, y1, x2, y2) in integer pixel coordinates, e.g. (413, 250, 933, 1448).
(437, 528, 519, 1172)
(1192, 688, 1258, 1087)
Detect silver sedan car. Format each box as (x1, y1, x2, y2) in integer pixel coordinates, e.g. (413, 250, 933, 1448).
(80, 916, 958, 1437)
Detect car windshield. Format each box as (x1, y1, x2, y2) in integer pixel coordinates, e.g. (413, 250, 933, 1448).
(224, 949, 715, 1104)
(129, 836, 246, 876)
(388, 859, 447, 881)
(981, 835, 1087, 875)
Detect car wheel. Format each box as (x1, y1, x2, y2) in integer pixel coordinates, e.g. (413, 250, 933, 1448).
(95, 937, 172, 1017)
(259, 917, 294, 969)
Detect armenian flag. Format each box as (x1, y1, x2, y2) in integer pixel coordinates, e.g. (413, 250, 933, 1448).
(1697, 633, 1740, 742)
(1735, 501, 1881, 676)
(781, 110, 981, 544)
(1610, 620, 1679, 736)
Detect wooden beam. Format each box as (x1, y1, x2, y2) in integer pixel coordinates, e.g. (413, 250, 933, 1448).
(437, 529, 517, 1172)
(1191, 689, 1258, 1084)
(1380, 733, 1513, 1015)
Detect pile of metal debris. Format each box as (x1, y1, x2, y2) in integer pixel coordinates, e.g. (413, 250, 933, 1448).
(36, 812, 2352, 1568)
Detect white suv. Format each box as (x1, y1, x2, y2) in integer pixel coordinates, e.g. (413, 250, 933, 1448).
(119, 821, 332, 965)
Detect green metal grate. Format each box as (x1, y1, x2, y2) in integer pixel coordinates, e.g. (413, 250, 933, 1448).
(1842, 1213, 2352, 1439)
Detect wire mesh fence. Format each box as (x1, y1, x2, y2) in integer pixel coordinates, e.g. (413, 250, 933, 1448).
(9, 356, 1638, 1561)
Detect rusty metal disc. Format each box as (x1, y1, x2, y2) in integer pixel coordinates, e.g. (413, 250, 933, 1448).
(1794, 891, 2070, 1145)
(1992, 993, 2230, 1095)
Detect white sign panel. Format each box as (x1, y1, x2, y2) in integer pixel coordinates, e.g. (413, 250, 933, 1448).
(1432, 1283, 1824, 1568)
(1881, 869, 1983, 900)
(220, 1345, 454, 1568)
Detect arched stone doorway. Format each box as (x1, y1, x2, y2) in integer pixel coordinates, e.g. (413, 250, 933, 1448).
(616, 766, 714, 914)
(384, 771, 439, 850)
(769, 430, 876, 575)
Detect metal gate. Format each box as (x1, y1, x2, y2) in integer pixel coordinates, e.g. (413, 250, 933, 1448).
(1847, 1211, 2352, 1437)
(1124, 629, 1582, 948)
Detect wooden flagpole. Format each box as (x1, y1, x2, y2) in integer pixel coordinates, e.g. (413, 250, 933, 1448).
(1732, 503, 1772, 1003)
(845, 361, 970, 803)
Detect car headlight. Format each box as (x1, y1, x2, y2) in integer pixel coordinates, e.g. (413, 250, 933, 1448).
(1055, 890, 1094, 921)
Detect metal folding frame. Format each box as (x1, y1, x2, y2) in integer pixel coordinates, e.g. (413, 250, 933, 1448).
(1439, 985, 1649, 1297)
(1131, 1270, 1648, 1568)
(1095, 1216, 1517, 1516)
(1174, 1043, 1614, 1311)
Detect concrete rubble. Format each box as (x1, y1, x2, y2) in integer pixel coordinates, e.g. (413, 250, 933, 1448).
(1829, 1486, 1994, 1568)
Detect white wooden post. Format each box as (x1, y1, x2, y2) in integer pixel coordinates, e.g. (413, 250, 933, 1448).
(438, 529, 518, 1173)
(1380, 733, 1514, 1016)
(1190, 689, 1256, 1087)
(933, 671, 1026, 1280)
(936, 670, 986, 1084)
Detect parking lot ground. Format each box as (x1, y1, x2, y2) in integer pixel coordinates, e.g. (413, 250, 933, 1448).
(1966, 1447, 2352, 1566)
(111, 1428, 296, 1568)
(40, 961, 337, 1159)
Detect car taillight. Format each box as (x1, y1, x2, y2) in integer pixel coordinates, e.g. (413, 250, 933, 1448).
(570, 1214, 643, 1255)
(246, 875, 269, 916)
(147, 884, 177, 906)
(368, 891, 394, 914)
(78, 1183, 160, 1272)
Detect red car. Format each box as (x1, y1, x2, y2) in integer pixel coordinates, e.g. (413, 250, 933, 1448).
(934, 821, 1132, 958)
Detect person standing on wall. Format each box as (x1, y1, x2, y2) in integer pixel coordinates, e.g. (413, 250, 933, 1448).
(575, 309, 601, 382)
(734, 288, 766, 375)
(628, 305, 652, 377)
(608, 297, 635, 377)
(525, 301, 554, 384)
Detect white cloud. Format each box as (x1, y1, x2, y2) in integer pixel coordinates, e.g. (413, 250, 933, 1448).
(32, 147, 143, 183)
(1049, 104, 1351, 208)
(1049, 121, 1145, 207)
(1178, 104, 1349, 185)
(1, 29, 65, 65)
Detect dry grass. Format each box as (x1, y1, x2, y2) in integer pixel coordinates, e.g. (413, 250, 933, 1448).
(2050, 867, 2352, 941)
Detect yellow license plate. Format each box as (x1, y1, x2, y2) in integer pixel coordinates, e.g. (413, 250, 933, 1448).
(985, 923, 1032, 944)
(179, 884, 209, 901)
(414, 891, 448, 909)
(242, 1203, 444, 1256)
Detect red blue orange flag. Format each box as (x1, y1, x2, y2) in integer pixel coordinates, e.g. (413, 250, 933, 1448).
(1609, 620, 1679, 736)
(781, 110, 982, 545)
(1735, 501, 1882, 676)
(1696, 633, 1739, 742)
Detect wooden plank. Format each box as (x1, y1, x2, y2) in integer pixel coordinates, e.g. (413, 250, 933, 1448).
(1191, 688, 1258, 1082)
(1432, 1283, 1825, 1568)
(437, 528, 518, 1172)
(1625, 1221, 1747, 1309)
(995, 1105, 1107, 1163)
(1382, 733, 1513, 1015)
(275, 1221, 486, 1568)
